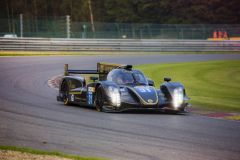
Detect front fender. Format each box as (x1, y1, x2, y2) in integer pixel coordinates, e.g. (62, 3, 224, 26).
(160, 82, 188, 101)
(92, 81, 120, 107)
(160, 81, 190, 111)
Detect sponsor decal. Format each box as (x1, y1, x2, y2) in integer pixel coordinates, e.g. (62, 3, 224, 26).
(70, 94, 74, 101)
(87, 91, 93, 105)
(120, 88, 126, 92)
(148, 99, 153, 103)
(69, 91, 82, 94)
(88, 87, 95, 92)
(136, 86, 152, 93)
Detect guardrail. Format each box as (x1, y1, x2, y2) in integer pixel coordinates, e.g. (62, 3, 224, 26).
(0, 38, 239, 52)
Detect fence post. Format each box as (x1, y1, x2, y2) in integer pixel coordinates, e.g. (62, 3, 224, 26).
(115, 23, 120, 38)
(66, 15, 71, 38)
(140, 29, 143, 39)
(132, 24, 135, 38)
(202, 25, 206, 39)
(20, 14, 23, 37)
(180, 28, 183, 39)
(147, 24, 152, 38)
(82, 24, 87, 38)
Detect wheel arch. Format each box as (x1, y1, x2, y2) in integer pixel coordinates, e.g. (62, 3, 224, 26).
(59, 78, 69, 92)
(160, 82, 186, 100)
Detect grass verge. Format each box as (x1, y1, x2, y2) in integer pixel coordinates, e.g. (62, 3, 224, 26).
(0, 146, 107, 160)
(136, 60, 240, 113)
(0, 51, 240, 56)
(225, 115, 240, 121)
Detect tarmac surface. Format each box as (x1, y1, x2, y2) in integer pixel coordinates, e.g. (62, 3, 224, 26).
(0, 54, 240, 160)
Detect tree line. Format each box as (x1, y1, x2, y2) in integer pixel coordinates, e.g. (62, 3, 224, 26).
(0, 0, 239, 24)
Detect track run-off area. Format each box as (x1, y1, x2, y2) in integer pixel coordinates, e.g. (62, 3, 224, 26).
(0, 54, 240, 160)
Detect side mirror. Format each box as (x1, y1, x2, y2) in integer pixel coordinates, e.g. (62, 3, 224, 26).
(147, 79, 155, 86)
(164, 77, 171, 82)
(90, 76, 98, 82)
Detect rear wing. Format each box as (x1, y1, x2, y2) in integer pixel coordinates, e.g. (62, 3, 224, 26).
(64, 62, 122, 80)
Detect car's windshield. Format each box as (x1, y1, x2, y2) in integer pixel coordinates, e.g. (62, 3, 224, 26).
(107, 69, 148, 85)
(133, 73, 148, 85)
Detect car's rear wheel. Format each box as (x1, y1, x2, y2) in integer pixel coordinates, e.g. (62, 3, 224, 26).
(63, 92, 70, 105)
(95, 87, 104, 112)
(61, 80, 70, 105)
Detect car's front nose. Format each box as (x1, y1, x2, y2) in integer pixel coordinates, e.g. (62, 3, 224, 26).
(128, 86, 158, 105)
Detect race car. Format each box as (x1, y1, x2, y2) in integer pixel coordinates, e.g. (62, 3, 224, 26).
(57, 62, 190, 113)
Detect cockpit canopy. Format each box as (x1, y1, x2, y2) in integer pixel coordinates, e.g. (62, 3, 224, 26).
(107, 69, 148, 85)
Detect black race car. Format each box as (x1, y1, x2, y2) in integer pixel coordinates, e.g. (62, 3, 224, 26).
(57, 62, 190, 113)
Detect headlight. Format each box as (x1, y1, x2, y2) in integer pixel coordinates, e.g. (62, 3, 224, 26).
(172, 88, 184, 109)
(108, 86, 121, 107)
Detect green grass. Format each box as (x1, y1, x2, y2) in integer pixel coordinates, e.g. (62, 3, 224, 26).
(0, 51, 240, 56)
(0, 146, 107, 160)
(136, 60, 240, 112)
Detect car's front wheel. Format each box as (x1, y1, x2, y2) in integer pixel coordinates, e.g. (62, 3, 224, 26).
(95, 87, 104, 112)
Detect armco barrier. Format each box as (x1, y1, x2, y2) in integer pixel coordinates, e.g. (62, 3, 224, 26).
(0, 38, 239, 52)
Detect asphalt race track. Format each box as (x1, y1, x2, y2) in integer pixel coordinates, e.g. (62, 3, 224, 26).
(0, 54, 240, 160)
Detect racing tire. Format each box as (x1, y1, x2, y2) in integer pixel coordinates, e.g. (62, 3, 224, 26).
(95, 86, 104, 112)
(63, 92, 70, 105)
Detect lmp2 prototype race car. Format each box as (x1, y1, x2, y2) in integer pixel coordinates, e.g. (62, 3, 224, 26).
(57, 62, 190, 113)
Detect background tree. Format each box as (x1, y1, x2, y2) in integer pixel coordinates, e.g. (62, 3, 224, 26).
(0, 0, 239, 24)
